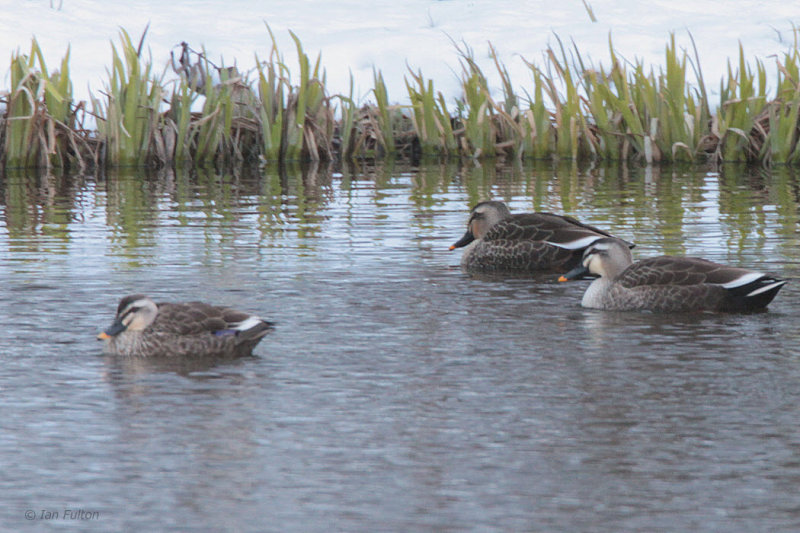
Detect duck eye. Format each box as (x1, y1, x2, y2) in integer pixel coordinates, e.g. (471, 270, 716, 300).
(121, 306, 141, 319)
(583, 248, 600, 265)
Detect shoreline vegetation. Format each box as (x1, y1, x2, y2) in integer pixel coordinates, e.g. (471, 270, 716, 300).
(2, 26, 800, 171)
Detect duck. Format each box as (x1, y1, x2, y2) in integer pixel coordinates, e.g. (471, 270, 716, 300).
(97, 294, 274, 357)
(558, 238, 786, 312)
(449, 200, 632, 273)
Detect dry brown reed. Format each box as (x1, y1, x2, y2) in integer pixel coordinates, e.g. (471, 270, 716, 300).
(3, 28, 800, 169)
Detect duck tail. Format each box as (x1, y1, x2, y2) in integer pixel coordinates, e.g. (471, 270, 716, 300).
(236, 316, 276, 341)
(726, 276, 786, 310)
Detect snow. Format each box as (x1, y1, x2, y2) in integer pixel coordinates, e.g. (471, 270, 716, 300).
(2, 0, 800, 109)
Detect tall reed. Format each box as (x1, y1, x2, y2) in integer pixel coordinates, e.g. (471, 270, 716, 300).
(579, 33, 713, 163)
(165, 75, 196, 166)
(714, 44, 767, 162)
(333, 73, 357, 160)
(519, 62, 555, 159)
(3, 39, 74, 168)
(536, 37, 588, 161)
(283, 31, 333, 161)
(761, 36, 800, 164)
(455, 43, 498, 159)
(192, 61, 237, 165)
(7, 27, 800, 168)
(255, 27, 333, 162)
(255, 26, 288, 161)
(372, 68, 397, 156)
(406, 68, 456, 157)
(92, 27, 164, 166)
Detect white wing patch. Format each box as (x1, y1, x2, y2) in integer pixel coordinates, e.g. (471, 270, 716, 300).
(721, 272, 763, 289)
(746, 280, 786, 297)
(548, 235, 603, 250)
(232, 316, 264, 331)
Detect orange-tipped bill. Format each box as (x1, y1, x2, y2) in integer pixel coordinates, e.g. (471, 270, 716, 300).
(559, 264, 592, 282)
(450, 230, 475, 251)
(97, 319, 126, 340)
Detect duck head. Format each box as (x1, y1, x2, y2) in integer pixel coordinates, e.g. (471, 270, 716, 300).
(449, 201, 512, 250)
(558, 238, 633, 282)
(97, 294, 159, 340)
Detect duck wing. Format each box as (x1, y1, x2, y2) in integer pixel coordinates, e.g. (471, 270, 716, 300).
(484, 213, 618, 249)
(151, 302, 273, 339)
(613, 256, 786, 311)
(617, 256, 775, 288)
(148, 302, 228, 334)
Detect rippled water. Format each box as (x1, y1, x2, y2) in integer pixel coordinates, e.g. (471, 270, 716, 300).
(2, 162, 799, 531)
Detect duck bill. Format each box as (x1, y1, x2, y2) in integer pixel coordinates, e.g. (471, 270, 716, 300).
(97, 318, 126, 340)
(449, 230, 475, 250)
(558, 264, 592, 282)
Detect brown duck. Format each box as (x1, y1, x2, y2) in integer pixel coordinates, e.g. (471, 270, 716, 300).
(559, 238, 786, 312)
(98, 294, 274, 357)
(450, 200, 632, 273)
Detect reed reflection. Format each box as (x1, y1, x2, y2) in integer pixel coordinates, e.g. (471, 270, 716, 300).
(770, 167, 800, 259)
(257, 161, 335, 246)
(102, 170, 160, 261)
(1, 170, 86, 254)
(1, 161, 796, 275)
(446, 161, 799, 266)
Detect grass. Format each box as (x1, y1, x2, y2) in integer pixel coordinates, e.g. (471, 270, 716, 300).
(2, 39, 96, 170)
(91, 27, 164, 167)
(254, 26, 334, 163)
(579, 33, 712, 163)
(371, 68, 397, 156)
(4, 27, 800, 169)
(454, 42, 498, 159)
(714, 44, 767, 163)
(406, 66, 457, 157)
(255, 27, 288, 162)
(762, 34, 800, 164)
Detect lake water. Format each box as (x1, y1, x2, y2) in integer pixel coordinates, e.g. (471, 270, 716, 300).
(2, 161, 799, 532)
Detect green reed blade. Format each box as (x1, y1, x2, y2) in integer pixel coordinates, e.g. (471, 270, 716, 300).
(372, 67, 396, 155)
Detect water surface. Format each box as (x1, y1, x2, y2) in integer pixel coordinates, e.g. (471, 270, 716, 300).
(1, 162, 799, 531)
